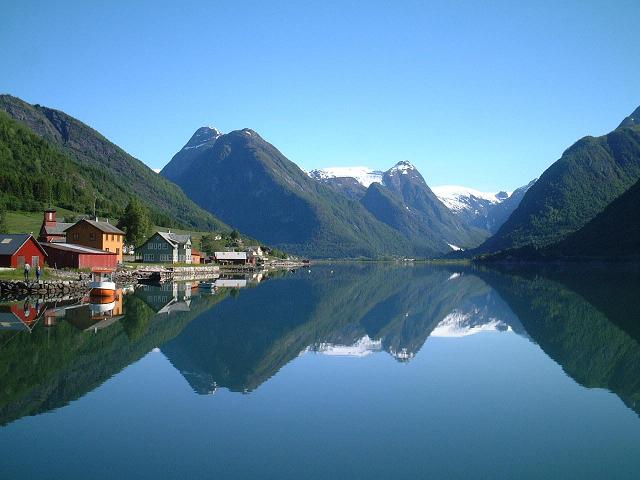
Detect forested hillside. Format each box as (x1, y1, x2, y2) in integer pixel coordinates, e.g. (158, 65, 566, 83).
(0, 95, 228, 231)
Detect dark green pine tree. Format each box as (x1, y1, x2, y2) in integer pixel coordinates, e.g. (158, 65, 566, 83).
(118, 198, 152, 247)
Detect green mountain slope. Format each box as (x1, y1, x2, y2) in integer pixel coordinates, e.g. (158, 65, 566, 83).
(552, 178, 640, 259)
(477, 107, 640, 253)
(485, 178, 640, 261)
(0, 95, 228, 231)
(162, 128, 414, 258)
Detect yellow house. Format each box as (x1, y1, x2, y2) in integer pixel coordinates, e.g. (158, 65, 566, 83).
(65, 219, 125, 263)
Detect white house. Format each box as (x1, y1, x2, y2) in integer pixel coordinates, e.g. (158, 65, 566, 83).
(137, 232, 193, 263)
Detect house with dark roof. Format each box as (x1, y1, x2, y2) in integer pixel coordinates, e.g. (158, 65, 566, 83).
(64, 218, 125, 263)
(38, 209, 74, 243)
(0, 234, 48, 268)
(136, 231, 193, 263)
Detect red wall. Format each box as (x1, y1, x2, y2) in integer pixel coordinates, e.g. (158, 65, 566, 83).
(78, 253, 117, 269)
(43, 245, 117, 269)
(3, 238, 47, 268)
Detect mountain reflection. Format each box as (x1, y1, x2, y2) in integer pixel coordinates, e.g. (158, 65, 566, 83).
(1, 263, 640, 426)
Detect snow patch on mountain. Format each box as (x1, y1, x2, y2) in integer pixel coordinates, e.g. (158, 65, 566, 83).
(431, 310, 512, 337)
(183, 126, 222, 150)
(432, 185, 511, 213)
(308, 166, 384, 187)
(305, 335, 383, 357)
(388, 160, 416, 176)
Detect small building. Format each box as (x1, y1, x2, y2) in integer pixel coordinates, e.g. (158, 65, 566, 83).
(214, 251, 256, 265)
(39, 209, 74, 243)
(65, 218, 125, 263)
(191, 249, 203, 264)
(137, 232, 192, 263)
(42, 242, 118, 269)
(0, 234, 47, 269)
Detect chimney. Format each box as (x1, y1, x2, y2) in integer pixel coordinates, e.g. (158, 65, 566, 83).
(44, 208, 57, 226)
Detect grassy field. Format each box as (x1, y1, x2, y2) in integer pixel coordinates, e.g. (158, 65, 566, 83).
(5, 207, 81, 234)
(0, 268, 52, 281)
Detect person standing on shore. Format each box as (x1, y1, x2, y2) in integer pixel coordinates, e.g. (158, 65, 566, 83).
(35, 265, 41, 282)
(24, 262, 31, 282)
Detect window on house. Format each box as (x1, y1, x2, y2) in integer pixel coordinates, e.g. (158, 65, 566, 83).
(32, 256, 39, 267)
(116, 248, 120, 255)
(73, 233, 79, 241)
(90, 232, 96, 240)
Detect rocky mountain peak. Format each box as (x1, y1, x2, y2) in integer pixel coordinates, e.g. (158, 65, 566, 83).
(617, 105, 640, 129)
(183, 126, 222, 150)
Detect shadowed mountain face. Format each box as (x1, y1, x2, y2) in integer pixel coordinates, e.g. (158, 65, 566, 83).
(161, 129, 413, 258)
(162, 129, 486, 257)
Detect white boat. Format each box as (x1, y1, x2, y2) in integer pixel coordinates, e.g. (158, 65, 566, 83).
(89, 269, 116, 297)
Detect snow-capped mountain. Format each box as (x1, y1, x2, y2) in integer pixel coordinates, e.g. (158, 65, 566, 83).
(432, 181, 535, 233)
(309, 166, 383, 187)
(309, 161, 489, 252)
(431, 185, 510, 214)
(308, 161, 421, 188)
(161, 126, 222, 182)
(307, 162, 532, 236)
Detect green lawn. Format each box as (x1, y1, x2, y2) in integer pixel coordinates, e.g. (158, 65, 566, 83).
(0, 268, 53, 281)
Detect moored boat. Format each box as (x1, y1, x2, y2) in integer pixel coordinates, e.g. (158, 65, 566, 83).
(89, 268, 116, 297)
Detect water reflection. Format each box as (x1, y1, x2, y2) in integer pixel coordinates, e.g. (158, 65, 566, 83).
(1, 264, 639, 426)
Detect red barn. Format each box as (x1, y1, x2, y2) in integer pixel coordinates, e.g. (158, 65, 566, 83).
(0, 234, 47, 268)
(42, 242, 118, 269)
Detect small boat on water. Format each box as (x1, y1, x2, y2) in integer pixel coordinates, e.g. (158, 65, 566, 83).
(199, 281, 216, 291)
(89, 268, 116, 297)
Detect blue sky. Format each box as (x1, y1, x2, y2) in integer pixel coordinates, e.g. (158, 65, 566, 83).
(1, 0, 638, 191)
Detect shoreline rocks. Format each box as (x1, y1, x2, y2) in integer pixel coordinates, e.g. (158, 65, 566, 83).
(0, 279, 90, 300)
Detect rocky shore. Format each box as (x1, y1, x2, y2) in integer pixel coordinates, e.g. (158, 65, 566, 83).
(0, 261, 309, 301)
(0, 279, 90, 300)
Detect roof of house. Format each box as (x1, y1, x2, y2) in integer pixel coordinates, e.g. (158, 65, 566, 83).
(215, 251, 247, 260)
(0, 234, 47, 257)
(42, 222, 74, 235)
(191, 249, 203, 256)
(156, 231, 192, 246)
(65, 219, 125, 235)
(42, 242, 117, 255)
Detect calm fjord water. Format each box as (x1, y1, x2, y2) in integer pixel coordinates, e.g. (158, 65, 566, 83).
(1, 264, 640, 479)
